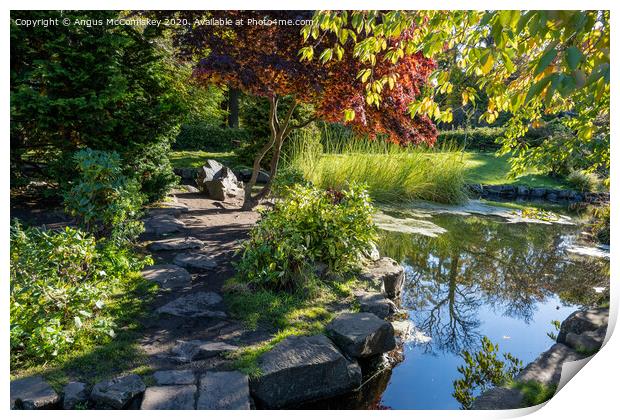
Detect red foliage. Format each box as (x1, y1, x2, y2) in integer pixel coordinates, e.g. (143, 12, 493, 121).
(174, 11, 437, 146)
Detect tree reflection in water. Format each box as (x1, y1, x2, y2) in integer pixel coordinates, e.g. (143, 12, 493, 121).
(377, 212, 609, 356)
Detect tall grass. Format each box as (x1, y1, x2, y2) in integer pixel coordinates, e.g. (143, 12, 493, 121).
(285, 125, 468, 204)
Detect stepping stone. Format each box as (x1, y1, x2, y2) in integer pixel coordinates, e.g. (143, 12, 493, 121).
(142, 264, 191, 290)
(181, 185, 200, 193)
(153, 370, 196, 386)
(557, 307, 609, 343)
(144, 214, 186, 234)
(148, 237, 204, 252)
(156, 292, 226, 318)
(146, 203, 189, 217)
(250, 335, 362, 408)
(10, 375, 60, 409)
(565, 326, 607, 354)
(62, 381, 89, 410)
(326, 312, 396, 358)
(173, 253, 217, 271)
(197, 371, 250, 410)
(359, 257, 405, 298)
(354, 291, 396, 319)
(171, 340, 239, 362)
(90, 374, 146, 409)
(472, 387, 524, 410)
(140, 385, 197, 410)
(516, 343, 584, 386)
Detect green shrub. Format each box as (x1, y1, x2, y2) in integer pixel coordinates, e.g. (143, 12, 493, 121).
(438, 127, 505, 151)
(567, 170, 600, 192)
(63, 149, 144, 244)
(174, 123, 250, 152)
(10, 221, 150, 366)
(236, 183, 376, 291)
(129, 140, 179, 202)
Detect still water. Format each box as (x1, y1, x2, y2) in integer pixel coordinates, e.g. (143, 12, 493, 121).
(373, 203, 609, 409)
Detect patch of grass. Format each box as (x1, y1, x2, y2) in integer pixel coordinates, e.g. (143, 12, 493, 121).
(11, 272, 159, 389)
(463, 152, 569, 189)
(223, 276, 359, 376)
(511, 381, 557, 407)
(169, 150, 242, 169)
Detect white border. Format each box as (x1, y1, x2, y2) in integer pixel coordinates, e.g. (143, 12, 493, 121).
(3, 2, 617, 420)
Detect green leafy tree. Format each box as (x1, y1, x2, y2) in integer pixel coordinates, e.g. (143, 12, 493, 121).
(10, 10, 187, 199)
(306, 10, 610, 181)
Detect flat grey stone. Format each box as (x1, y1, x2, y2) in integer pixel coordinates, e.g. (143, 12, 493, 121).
(359, 257, 405, 298)
(557, 308, 609, 343)
(153, 370, 196, 385)
(171, 340, 239, 362)
(144, 214, 186, 234)
(355, 291, 396, 319)
(173, 253, 217, 271)
(156, 292, 226, 318)
(148, 237, 204, 252)
(146, 203, 189, 218)
(326, 312, 396, 358)
(182, 185, 200, 193)
(472, 387, 524, 410)
(250, 335, 361, 408)
(566, 326, 607, 353)
(10, 375, 59, 409)
(140, 385, 197, 410)
(197, 371, 250, 409)
(142, 264, 191, 290)
(391, 320, 413, 339)
(62, 381, 89, 410)
(90, 374, 146, 409)
(516, 343, 584, 386)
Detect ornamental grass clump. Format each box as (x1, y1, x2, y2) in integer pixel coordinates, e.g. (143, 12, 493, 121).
(236, 183, 377, 292)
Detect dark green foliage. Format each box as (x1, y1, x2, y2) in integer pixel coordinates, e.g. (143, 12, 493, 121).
(128, 140, 179, 202)
(63, 149, 144, 244)
(591, 205, 610, 245)
(512, 381, 557, 407)
(437, 125, 556, 152)
(174, 123, 250, 152)
(10, 220, 151, 367)
(236, 183, 376, 291)
(453, 336, 523, 409)
(10, 10, 186, 199)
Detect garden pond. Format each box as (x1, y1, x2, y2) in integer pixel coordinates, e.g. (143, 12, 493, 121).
(318, 200, 609, 410)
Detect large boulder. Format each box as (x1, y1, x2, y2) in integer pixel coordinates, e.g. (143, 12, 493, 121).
(354, 291, 396, 319)
(140, 385, 197, 410)
(565, 326, 607, 354)
(359, 257, 405, 298)
(516, 343, 584, 386)
(196, 160, 243, 200)
(90, 374, 146, 409)
(250, 335, 362, 408)
(10, 375, 60, 409)
(197, 371, 251, 410)
(557, 308, 609, 344)
(325, 312, 396, 358)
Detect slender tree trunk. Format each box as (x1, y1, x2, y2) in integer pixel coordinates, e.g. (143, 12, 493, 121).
(227, 87, 240, 128)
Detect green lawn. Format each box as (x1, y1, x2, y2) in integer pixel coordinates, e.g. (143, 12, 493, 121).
(169, 151, 243, 169)
(461, 152, 569, 189)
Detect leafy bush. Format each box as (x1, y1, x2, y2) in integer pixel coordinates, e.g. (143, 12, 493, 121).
(438, 127, 506, 151)
(174, 122, 250, 152)
(10, 221, 150, 366)
(236, 183, 376, 291)
(567, 170, 600, 192)
(129, 140, 179, 202)
(453, 336, 523, 409)
(63, 149, 144, 243)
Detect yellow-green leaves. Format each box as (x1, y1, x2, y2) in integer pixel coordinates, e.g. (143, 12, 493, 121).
(533, 43, 558, 76)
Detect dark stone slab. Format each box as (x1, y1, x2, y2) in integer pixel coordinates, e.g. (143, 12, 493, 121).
(173, 253, 217, 271)
(10, 376, 60, 409)
(62, 381, 89, 410)
(516, 343, 584, 386)
(147, 237, 204, 252)
(170, 340, 238, 362)
(141, 264, 191, 290)
(250, 335, 362, 408)
(156, 292, 226, 318)
(90, 374, 146, 409)
(565, 326, 607, 353)
(153, 370, 196, 386)
(140, 385, 197, 410)
(354, 291, 396, 319)
(472, 387, 524, 410)
(557, 308, 609, 344)
(326, 312, 396, 358)
(197, 371, 250, 410)
(359, 257, 405, 298)
(143, 214, 186, 235)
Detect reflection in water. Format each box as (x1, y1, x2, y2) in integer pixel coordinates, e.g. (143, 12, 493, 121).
(373, 210, 609, 409)
(379, 213, 609, 356)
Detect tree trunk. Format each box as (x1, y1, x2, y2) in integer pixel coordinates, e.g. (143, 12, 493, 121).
(227, 87, 240, 128)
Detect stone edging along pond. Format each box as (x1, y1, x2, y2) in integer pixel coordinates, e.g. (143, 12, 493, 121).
(467, 183, 609, 204)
